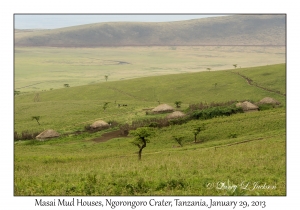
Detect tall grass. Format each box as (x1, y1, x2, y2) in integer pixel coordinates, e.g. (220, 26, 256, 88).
(14, 63, 286, 196)
(14, 107, 286, 195)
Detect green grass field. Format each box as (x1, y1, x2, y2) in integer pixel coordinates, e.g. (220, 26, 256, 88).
(14, 108, 286, 195)
(14, 62, 286, 196)
(14, 64, 286, 133)
(14, 46, 285, 92)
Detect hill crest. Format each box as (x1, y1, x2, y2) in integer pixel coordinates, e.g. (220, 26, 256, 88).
(15, 15, 286, 47)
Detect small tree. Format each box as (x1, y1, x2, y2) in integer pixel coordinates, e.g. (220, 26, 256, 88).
(174, 101, 182, 108)
(193, 127, 201, 143)
(14, 90, 20, 95)
(32, 116, 41, 125)
(104, 75, 108, 82)
(103, 102, 110, 111)
(173, 135, 184, 147)
(233, 64, 237, 69)
(64, 84, 70, 88)
(207, 68, 211, 71)
(129, 127, 153, 160)
(192, 125, 205, 143)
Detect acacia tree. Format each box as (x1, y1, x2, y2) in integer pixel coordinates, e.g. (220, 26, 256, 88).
(104, 75, 108, 82)
(193, 127, 201, 143)
(192, 125, 205, 143)
(129, 127, 153, 160)
(32, 116, 41, 125)
(173, 135, 184, 147)
(233, 64, 237, 69)
(103, 102, 110, 111)
(174, 101, 182, 108)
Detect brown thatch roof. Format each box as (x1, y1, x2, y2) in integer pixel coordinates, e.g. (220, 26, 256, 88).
(36, 129, 60, 140)
(152, 104, 174, 113)
(90, 120, 109, 129)
(259, 97, 280, 105)
(236, 102, 242, 108)
(166, 111, 186, 119)
(237, 101, 259, 111)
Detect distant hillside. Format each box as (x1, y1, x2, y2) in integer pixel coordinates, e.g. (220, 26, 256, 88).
(15, 15, 285, 47)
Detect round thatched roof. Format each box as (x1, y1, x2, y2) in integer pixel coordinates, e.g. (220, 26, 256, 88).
(90, 120, 109, 129)
(36, 129, 60, 140)
(259, 97, 280, 105)
(236, 102, 242, 108)
(239, 101, 259, 111)
(166, 111, 186, 119)
(152, 104, 174, 113)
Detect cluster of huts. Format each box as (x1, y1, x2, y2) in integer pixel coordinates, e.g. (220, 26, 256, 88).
(236, 97, 280, 112)
(35, 97, 280, 141)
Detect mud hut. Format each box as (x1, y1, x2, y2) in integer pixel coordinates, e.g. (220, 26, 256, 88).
(259, 97, 280, 105)
(237, 101, 259, 112)
(166, 111, 186, 119)
(36, 129, 60, 141)
(90, 120, 109, 129)
(152, 104, 174, 113)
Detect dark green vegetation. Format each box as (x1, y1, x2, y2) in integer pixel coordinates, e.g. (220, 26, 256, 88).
(15, 15, 285, 47)
(14, 64, 286, 195)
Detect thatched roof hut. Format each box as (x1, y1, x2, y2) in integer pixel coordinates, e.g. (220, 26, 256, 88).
(166, 111, 186, 119)
(259, 97, 280, 105)
(152, 104, 174, 113)
(236, 101, 259, 112)
(90, 120, 109, 129)
(236, 102, 242, 108)
(36, 129, 60, 140)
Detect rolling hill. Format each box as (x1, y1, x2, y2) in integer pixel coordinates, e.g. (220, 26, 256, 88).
(14, 64, 286, 133)
(14, 63, 286, 196)
(14, 14, 286, 47)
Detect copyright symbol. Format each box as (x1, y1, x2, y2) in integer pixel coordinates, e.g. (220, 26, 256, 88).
(206, 183, 214, 189)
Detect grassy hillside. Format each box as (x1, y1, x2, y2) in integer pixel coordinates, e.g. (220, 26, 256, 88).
(14, 46, 286, 92)
(14, 107, 286, 196)
(15, 15, 285, 47)
(14, 63, 286, 195)
(14, 64, 286, 133)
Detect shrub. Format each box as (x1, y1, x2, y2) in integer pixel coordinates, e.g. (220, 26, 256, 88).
(258, 104, 274, 111)
(107, 120, 119, 127)
(228, 133, 238, 138)
(14, 130, 41, 141)
(172, 135, 184, 147)
(191, 105, 243, 120)
(187, 100, 238, 112)
(174, 101, 182, 108)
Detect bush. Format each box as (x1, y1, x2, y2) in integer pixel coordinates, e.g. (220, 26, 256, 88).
(228, 133, 238, 138)
(172, 135, 184, 147)
(258, 104, 274, 111)
(14, 130, 41, 141)
(188, 100, 238, 112)
(107, 120, 119, 127)
(191, 105, 243, 120)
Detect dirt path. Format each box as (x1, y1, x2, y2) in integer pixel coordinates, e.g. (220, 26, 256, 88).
(231, 71, 286, 96)
(92, 130, 129, 143)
